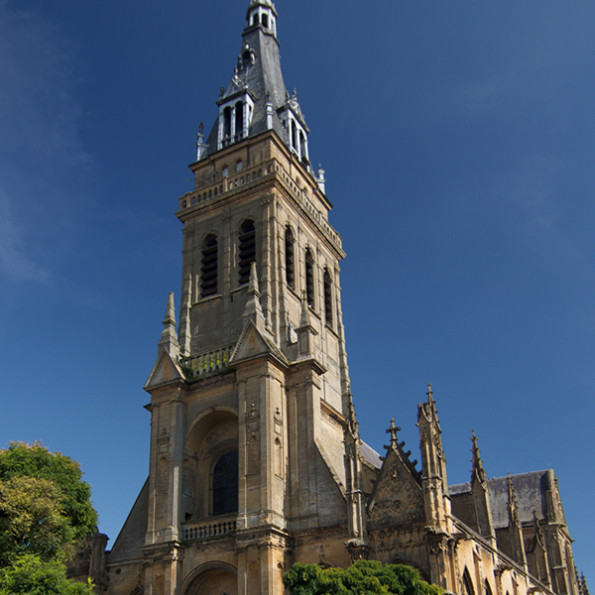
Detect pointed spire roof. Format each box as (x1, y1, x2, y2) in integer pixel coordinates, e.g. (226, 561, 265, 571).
(242, 262, 266, 331)
(202, 0, 310, 159)
(471, 430, 487, 485)
(158, 292, 180, 359)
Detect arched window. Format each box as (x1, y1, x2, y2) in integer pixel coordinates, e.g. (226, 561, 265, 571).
(212, 450, 238, 516)
(238, 219, 256, 285)
(323, 269, 333, 326)
(484, 580, 493, 595)
(262, 13, 269, 28)
(291, 120, 297, 150)
(463, 569, 475, 595)
(223, 106, 232, 139)
(235, 101, 244, 140)
(285, 226, 295, 289)
(200, 234, 218, 298)
(305, 248, 315, 308)
(252, 13, 259, 26)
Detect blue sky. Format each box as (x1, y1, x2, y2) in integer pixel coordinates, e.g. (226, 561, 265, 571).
(1, 0, 593, 579)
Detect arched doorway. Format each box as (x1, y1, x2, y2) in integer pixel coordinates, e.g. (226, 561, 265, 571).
(185, 567, 237, 595)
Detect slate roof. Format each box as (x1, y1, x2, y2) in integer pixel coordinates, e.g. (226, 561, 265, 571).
(204, 19, 301, 156)
(449, 470, 552, 529)
(361, 440, 383, 469)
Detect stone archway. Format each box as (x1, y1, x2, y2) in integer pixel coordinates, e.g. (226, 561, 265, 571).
(185, 567, 237, 595)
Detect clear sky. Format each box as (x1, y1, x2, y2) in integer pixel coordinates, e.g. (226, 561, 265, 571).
(1, 0, 593, 580)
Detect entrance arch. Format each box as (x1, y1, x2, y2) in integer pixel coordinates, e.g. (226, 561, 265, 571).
(184, 564, 237, 595)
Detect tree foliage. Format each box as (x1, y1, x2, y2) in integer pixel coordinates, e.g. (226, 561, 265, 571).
(0, 443, 98, 593)
(283, 560, 443, 595)
(0, 554, 94, 594)
(0, 443, 97, 546)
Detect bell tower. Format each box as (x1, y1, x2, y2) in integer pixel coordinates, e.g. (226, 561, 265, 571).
(137, 2, 354, 593)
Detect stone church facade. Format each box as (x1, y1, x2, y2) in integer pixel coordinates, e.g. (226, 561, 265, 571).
(93, 2, 583, 594)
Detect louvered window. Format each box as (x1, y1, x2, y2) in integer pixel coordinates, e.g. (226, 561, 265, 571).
(200, 234, 218, 298)
(285, 226, 295, 288)
(324, 269, 333, 326)
(212, 450, 238, 516)
(238, 220, 256, 285)
(305, 248, 315, 308)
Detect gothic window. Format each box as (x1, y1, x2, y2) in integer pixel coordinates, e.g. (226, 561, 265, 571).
(285, 226, 295, 289)
(463, 569, 475, 595)
(305, 248, 315, 308)
(236, 159, 243, 172)
(484, 580, 493, 595)
(200, 234, 218, 298)
(212, 450, 238, 516)
(252, 13, 259, 26)
(238, 219, 256, 285)
(262, 14, 269, 28)
(222, 165, 229, 178)
(323, 269, 333, 327)
(235, 101, 244, 141)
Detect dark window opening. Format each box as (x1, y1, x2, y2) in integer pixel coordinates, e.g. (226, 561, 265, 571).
(299, 131, 307, 161)
(238, 219, 256, 285)
(252, 14, 259, 26)
(285, 226, 295, 288)
(223, 107, 232, 139)
(235, 101, 244, 141)
(305, 248, 315, 308)
(291, 120, 297, 150)
(463, 570, 475, 595)
(200, 234, 218, 298)
(212, 450, 238, 516)
(324, 269, 332, 326)
(262, 14, 269, 28)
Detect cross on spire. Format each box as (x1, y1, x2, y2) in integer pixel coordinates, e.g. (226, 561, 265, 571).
(386, 418, 401, 446)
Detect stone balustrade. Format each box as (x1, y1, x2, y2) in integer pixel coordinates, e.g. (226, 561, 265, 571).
(182, 346, 234, 379)
(182, 518, 237, 541)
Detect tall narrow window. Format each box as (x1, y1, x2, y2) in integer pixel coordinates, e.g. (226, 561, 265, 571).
(238, 219, 256, 285)
(285, 226, 295, 289)
(200, 234, 218, 298)
(223, 106, 232, 139)
(463, 569, 475, 595)
(324, 269, 333, 326)
(305, 248, 315, 308)
(212, 450, 238, 516)
(235, 101, 244, 140)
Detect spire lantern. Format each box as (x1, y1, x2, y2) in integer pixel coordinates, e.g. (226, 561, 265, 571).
(246, 0, 278, 38)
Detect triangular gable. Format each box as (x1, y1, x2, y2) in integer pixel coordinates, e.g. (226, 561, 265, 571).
(144, 350, 184, 390)
(367, 445, 425, 527)
(230, 319, 286, 365)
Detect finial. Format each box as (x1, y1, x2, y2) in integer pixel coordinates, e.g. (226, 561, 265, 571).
(471, 430, 487, 484)
(163, 292, 176, 326)
(386, 418, 401, 447)
(426, 383, 434, 403)
(507, 472, 520, 526)
(248, 261, 260, 294)
(242, 262, 265, 331)
(158, 292, 180, 358)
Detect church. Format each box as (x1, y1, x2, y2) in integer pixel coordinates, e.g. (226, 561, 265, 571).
(87, 2, 582, 593)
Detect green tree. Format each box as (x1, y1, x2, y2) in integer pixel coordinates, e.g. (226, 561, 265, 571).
(0, 554, 94, 594)
(0, 443, 99, 593)
(0, 442, 97, 546)
(283, 560, 443, 595)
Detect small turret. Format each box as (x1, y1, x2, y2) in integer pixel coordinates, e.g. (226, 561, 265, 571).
(506, 473, 528, 570)
(417, 385, 451, 534)
(246, 0, 278, 39)
(470, 430, 496, 545)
